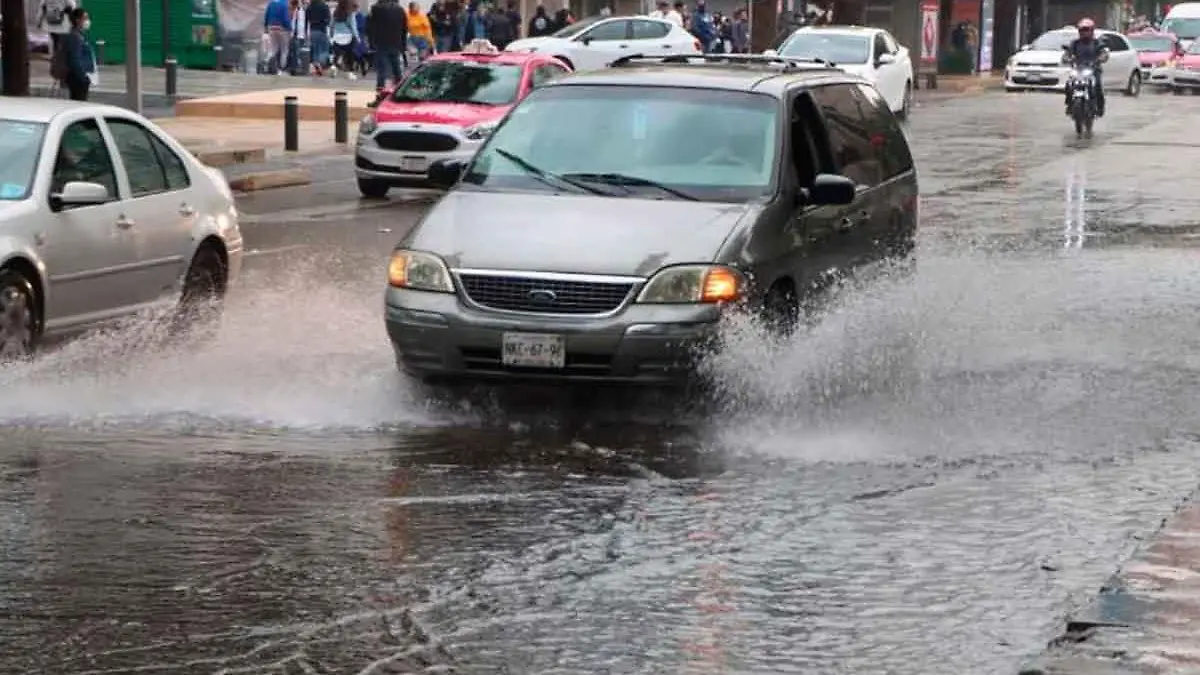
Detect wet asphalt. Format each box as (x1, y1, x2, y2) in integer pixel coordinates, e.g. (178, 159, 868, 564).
(5, 88, 1200, 675)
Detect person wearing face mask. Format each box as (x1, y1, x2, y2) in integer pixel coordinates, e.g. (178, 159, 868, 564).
(61, 7, 96, 100)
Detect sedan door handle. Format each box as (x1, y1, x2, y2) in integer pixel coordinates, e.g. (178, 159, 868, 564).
(115, 215, 135, 230)
(179, 203, 196, 217)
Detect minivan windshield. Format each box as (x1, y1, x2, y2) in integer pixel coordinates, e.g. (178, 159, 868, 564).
(462, 85, 779, 202)
(0, 120, 46, 200)
(779, 31, 871, 64)
(1163, 17, 1200, 39)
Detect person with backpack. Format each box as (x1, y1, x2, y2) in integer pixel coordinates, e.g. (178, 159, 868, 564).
(53, 7, 95, 100)
(528, 4, 552, 37)
(39, 0, 76, 55)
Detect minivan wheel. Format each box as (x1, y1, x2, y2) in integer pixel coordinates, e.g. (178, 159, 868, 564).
(172, 246, 226, 342)
(762, 282, 800, 336)
(0, 269, 37, 362)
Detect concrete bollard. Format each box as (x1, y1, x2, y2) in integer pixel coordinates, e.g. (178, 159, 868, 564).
(95, 40, 106, 66)
(334, 91, 348, 144)
(165, 58, 178, 98)
(284, 96, 299, 152)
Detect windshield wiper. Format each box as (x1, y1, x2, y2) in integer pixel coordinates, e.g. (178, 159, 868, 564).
(492, 148, 609, 196)
(561, 172, 700, 201)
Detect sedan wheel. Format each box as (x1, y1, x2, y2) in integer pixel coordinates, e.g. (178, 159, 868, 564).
(1124, 71, 1141, 96)
(0, 270, 36, 362)
(896, 81, 913, 120)
(170, 246, 226, 342)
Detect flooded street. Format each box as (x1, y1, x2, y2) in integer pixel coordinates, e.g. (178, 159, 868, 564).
(5, 91, 1200, 675)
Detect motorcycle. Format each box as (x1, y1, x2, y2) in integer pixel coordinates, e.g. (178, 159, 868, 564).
(1066, 65, 1098, 139)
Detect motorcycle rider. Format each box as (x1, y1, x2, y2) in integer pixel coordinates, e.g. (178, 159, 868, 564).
(1064, 18, 1108, 117)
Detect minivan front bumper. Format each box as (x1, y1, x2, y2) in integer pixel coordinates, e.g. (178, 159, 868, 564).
(385, 287, 723, 386)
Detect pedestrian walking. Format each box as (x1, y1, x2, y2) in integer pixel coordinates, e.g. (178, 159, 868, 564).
(485, 3, 516, 50)
(38, 0, 76, 55)
(407, 2, 433, 61)
(528, 4, 553, 36)
(367, 0, 408, 92)
(263, 0, 293, 74)
(57, 7, 96, 101)
(289, 0, 309, 74)
(648, 0, 683, 26)
(731, 8, 749, 53)
(330, 0, 362, 78)
(430, 0, 457, 53)
(307, 0, 332, 74)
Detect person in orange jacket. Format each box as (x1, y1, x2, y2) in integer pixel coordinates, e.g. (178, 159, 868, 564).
(407, 2, 434, 60)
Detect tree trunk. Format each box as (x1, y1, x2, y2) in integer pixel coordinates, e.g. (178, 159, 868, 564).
(0, 0, 31, 96)
(749, 0, 778, 53)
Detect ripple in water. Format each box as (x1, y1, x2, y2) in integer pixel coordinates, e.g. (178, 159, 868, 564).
(0, 264, 446, 431)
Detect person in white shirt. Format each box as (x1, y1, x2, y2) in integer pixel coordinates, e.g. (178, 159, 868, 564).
(648, 0, 682, 26)
(39, 0, 77, 54)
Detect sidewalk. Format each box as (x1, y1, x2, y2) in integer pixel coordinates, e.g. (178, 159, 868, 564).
(1022, 500, 1200, 674)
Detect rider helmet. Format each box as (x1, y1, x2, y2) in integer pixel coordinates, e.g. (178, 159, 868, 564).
(1077, 17, 1096, 38)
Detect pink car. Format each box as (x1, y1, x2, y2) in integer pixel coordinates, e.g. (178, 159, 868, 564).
(1171, 39, 1200, 93)
(1126, 29, 1183, 87)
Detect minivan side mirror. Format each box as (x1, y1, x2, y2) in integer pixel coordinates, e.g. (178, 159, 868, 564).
(49, 180, 110, 211)
(427, 158, 467, 189)
(806, 174, 856, 206)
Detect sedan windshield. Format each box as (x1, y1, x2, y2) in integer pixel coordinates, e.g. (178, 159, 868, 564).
(462, 85, 778, 202)
(1128, 35, 1174, 51)
(0, 120, 46, 200)
(779, 32, 870, 64)
(1163, 17, 1200, 39)
(391, 61, 523, 106)
(552, 16, 602, 38)
(1030, 30, 1076, 50)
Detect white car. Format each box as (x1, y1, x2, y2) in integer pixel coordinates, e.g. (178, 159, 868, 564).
(0, 98, 243, 359)
(504, 15, 700, 71)
(1004, 27, 1142, 95)
(765, 25, 915, 119)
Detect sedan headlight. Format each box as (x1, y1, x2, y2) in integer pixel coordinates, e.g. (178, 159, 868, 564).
(387, 250, 454, 293)
(359, 114, 377, 135)
(463, 121, 499, 141)
(636, 264, 744, 304)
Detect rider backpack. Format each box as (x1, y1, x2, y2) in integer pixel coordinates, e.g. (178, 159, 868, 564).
(44, 0, 68, 26)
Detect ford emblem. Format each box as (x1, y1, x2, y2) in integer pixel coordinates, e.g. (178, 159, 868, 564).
(528, 289, 557, 303)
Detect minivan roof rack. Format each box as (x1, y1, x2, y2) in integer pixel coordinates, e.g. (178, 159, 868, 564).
(608, 53, 838, 69)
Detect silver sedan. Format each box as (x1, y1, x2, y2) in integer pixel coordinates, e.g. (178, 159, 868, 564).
(0, 98, 244, 359)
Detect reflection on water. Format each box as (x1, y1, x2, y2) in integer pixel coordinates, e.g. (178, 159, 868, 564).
(1064, 159, 1089, 250)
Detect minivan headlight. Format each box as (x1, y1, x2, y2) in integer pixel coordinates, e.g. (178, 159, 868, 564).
(387, 250, 454, 292)
(636, 264, 743, 304)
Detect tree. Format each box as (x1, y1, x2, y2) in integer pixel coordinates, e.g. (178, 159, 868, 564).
(0, 0, 31, 95)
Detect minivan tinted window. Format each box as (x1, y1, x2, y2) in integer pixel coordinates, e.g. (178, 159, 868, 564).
(809, 83, 881, 187)
(854, 84, 914, 180)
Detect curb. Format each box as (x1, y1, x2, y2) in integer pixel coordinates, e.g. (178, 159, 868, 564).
(190, 146, 269, 168)
(225, 167, 312, 192)
(1022, 496, 1200, 675)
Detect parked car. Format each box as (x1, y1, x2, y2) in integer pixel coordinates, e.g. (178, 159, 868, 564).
(0, 98, 243, 360)
(503, 15, 701, 71)
(1126, 28, 1183, 88)
(1170, 39, 1200, 93)
(765, 25, 916, 119)
(1004, 26, 1142, 95)
(383, 54, 917, 386)
(355, 40, 573, 197)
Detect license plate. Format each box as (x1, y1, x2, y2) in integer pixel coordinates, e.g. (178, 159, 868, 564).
(501, 332, 565, 368)
(400, 156, 427, 172)
(1025, 74, 1043, 82)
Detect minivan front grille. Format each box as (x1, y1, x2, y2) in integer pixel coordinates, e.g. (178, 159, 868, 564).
(457, 273, 636, 314)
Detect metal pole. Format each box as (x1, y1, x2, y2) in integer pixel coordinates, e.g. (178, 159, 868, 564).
(125, 0, 143, 113)
(0, 0, 30, 95)
(95, 40, 107, 67)
(334, 91, 348, 144)
(284, 96, 299, 152)
(165, 58, 178, 98)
